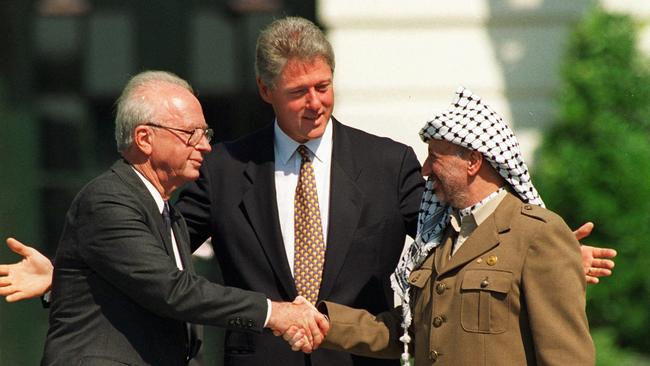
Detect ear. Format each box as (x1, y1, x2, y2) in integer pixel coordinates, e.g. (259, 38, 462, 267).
(133, 125, 154, 155)
(466, 150, 483, 176)
(256, 77, 273, 104)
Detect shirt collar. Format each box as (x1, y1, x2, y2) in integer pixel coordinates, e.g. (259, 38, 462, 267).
(131, 166, 166, 214)
(274, 118, 333, 164)
(450, 187, 508, 232)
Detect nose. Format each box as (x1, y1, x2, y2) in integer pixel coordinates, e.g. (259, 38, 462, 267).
(305, 88, 322, 110)
(421, 158, 432, 177)
(195, 133, 212, 153)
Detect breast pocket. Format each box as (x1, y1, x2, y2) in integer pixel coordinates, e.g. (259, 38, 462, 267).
(460, 269, 512, 334)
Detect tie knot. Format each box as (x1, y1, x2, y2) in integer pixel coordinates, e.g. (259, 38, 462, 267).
(297, 145, 311, 162)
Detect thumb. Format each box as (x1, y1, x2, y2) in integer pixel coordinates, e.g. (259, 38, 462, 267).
(6, 238, 31, 257)
(573, 222, 594, 241)
(293, 295, 318, 311)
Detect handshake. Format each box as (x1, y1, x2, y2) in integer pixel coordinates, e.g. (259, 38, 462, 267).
(266, 296, 330, 353)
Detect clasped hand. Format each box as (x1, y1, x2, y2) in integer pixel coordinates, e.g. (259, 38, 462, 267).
(267, 296, 329, 353)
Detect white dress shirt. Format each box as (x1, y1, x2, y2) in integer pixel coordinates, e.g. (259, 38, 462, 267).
(274, 120, 333, 275)
(132, 167, 184, 270)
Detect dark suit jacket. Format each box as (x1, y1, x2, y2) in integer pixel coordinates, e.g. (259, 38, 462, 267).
(42, 159, 268, 366)
(321, 193, 594, 365)
(177, 119, 424, 366)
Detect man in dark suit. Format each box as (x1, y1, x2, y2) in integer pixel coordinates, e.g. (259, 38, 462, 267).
(33, 70, 326, 366)
(175, 16, 422, 366)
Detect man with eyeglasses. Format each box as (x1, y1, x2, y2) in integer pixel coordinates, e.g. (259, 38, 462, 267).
(7, 70, 327, 366)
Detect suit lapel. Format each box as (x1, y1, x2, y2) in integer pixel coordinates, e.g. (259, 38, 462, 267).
(111, 160, 177, 260)
(438, 193, 519, 276)
(239, 126, 297, 299)
(318, 120, 363, 301)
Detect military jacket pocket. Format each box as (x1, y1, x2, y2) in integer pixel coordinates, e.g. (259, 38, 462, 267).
(460, 269, 512, 334)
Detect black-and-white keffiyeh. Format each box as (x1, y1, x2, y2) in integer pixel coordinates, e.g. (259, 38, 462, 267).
(389, 87, 545, 363)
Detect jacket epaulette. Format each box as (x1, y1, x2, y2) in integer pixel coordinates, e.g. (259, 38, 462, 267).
(520, 203, 551, 223)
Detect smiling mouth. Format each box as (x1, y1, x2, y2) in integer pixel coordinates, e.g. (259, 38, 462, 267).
(303, 112, 323, 122)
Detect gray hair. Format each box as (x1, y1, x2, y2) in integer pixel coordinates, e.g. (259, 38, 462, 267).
(255, 16, 335, 89)
(114, 70, 194, 153)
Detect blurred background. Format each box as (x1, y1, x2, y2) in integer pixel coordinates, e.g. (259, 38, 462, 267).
(1, 0, 648, 365)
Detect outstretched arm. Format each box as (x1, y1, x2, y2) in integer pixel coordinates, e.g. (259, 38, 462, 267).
(573, 222, 617, 284)
(0, 238, 53, 302)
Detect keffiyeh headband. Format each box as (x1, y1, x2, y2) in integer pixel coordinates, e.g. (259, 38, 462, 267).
(389, 87, 544, 363)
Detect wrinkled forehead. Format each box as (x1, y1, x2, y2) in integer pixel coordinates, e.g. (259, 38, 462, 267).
(427, 138, 467, 155)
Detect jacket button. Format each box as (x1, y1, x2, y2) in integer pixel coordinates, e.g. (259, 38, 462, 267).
(524, 204, 532, 210)
(435, 282, 447, 294)
(486, 255, 498, 266)
(433, 316, 445, 328)
(430, 350, 439, 362)
(480, 279, 490, 288)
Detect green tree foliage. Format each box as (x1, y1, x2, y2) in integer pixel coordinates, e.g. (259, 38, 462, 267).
(534, 7, 650, 354)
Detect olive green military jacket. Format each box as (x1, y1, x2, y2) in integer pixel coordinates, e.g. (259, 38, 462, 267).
(321, 193, 594, 365)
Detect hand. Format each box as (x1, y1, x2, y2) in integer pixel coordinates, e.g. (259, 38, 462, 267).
(572, 222, 617, 284)
(283, 325, 312, 353)
(267, 296, 329, 352)
(0, 237, 54, 302)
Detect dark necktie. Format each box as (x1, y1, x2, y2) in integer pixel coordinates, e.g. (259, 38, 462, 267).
(163, 202, 185, 270)
(162, 202, 172, 239)
(293, 145, 325, 305)
(164, 202, 197, 359)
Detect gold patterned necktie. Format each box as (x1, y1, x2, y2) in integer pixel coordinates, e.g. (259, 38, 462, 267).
(294, 145, 326, 305)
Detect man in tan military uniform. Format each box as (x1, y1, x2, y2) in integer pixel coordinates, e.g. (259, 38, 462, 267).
(286, 87, 595, 365)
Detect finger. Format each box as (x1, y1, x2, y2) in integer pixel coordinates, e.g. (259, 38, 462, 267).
(0, 265, 10, 276)
(306, 315, 322, 349)
(300, 336, 313, 353)
(0, 285, 16, 296)
(291, 336, 306, 352)
(592, 248, 617, 260)
(591, 258, 616, 270)
(316, 314, 330, 338)
(0, 277, 11, 286)
(7, 291, 33, 302)
(282, 326, 300, 341)
(585, 275, 599, 285)
(6, 238, 30, 257)
(289, 330, 306, 347)
(572, 222, 594, 241)
(588, 267, 612, 278)
(296, 307, 315, 345)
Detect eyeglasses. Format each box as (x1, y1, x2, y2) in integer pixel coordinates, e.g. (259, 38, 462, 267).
(145, 123, 214, 147)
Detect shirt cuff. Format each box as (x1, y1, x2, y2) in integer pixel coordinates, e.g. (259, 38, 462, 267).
(41, 290, 52, 308)
(263, 298, 272, 327)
